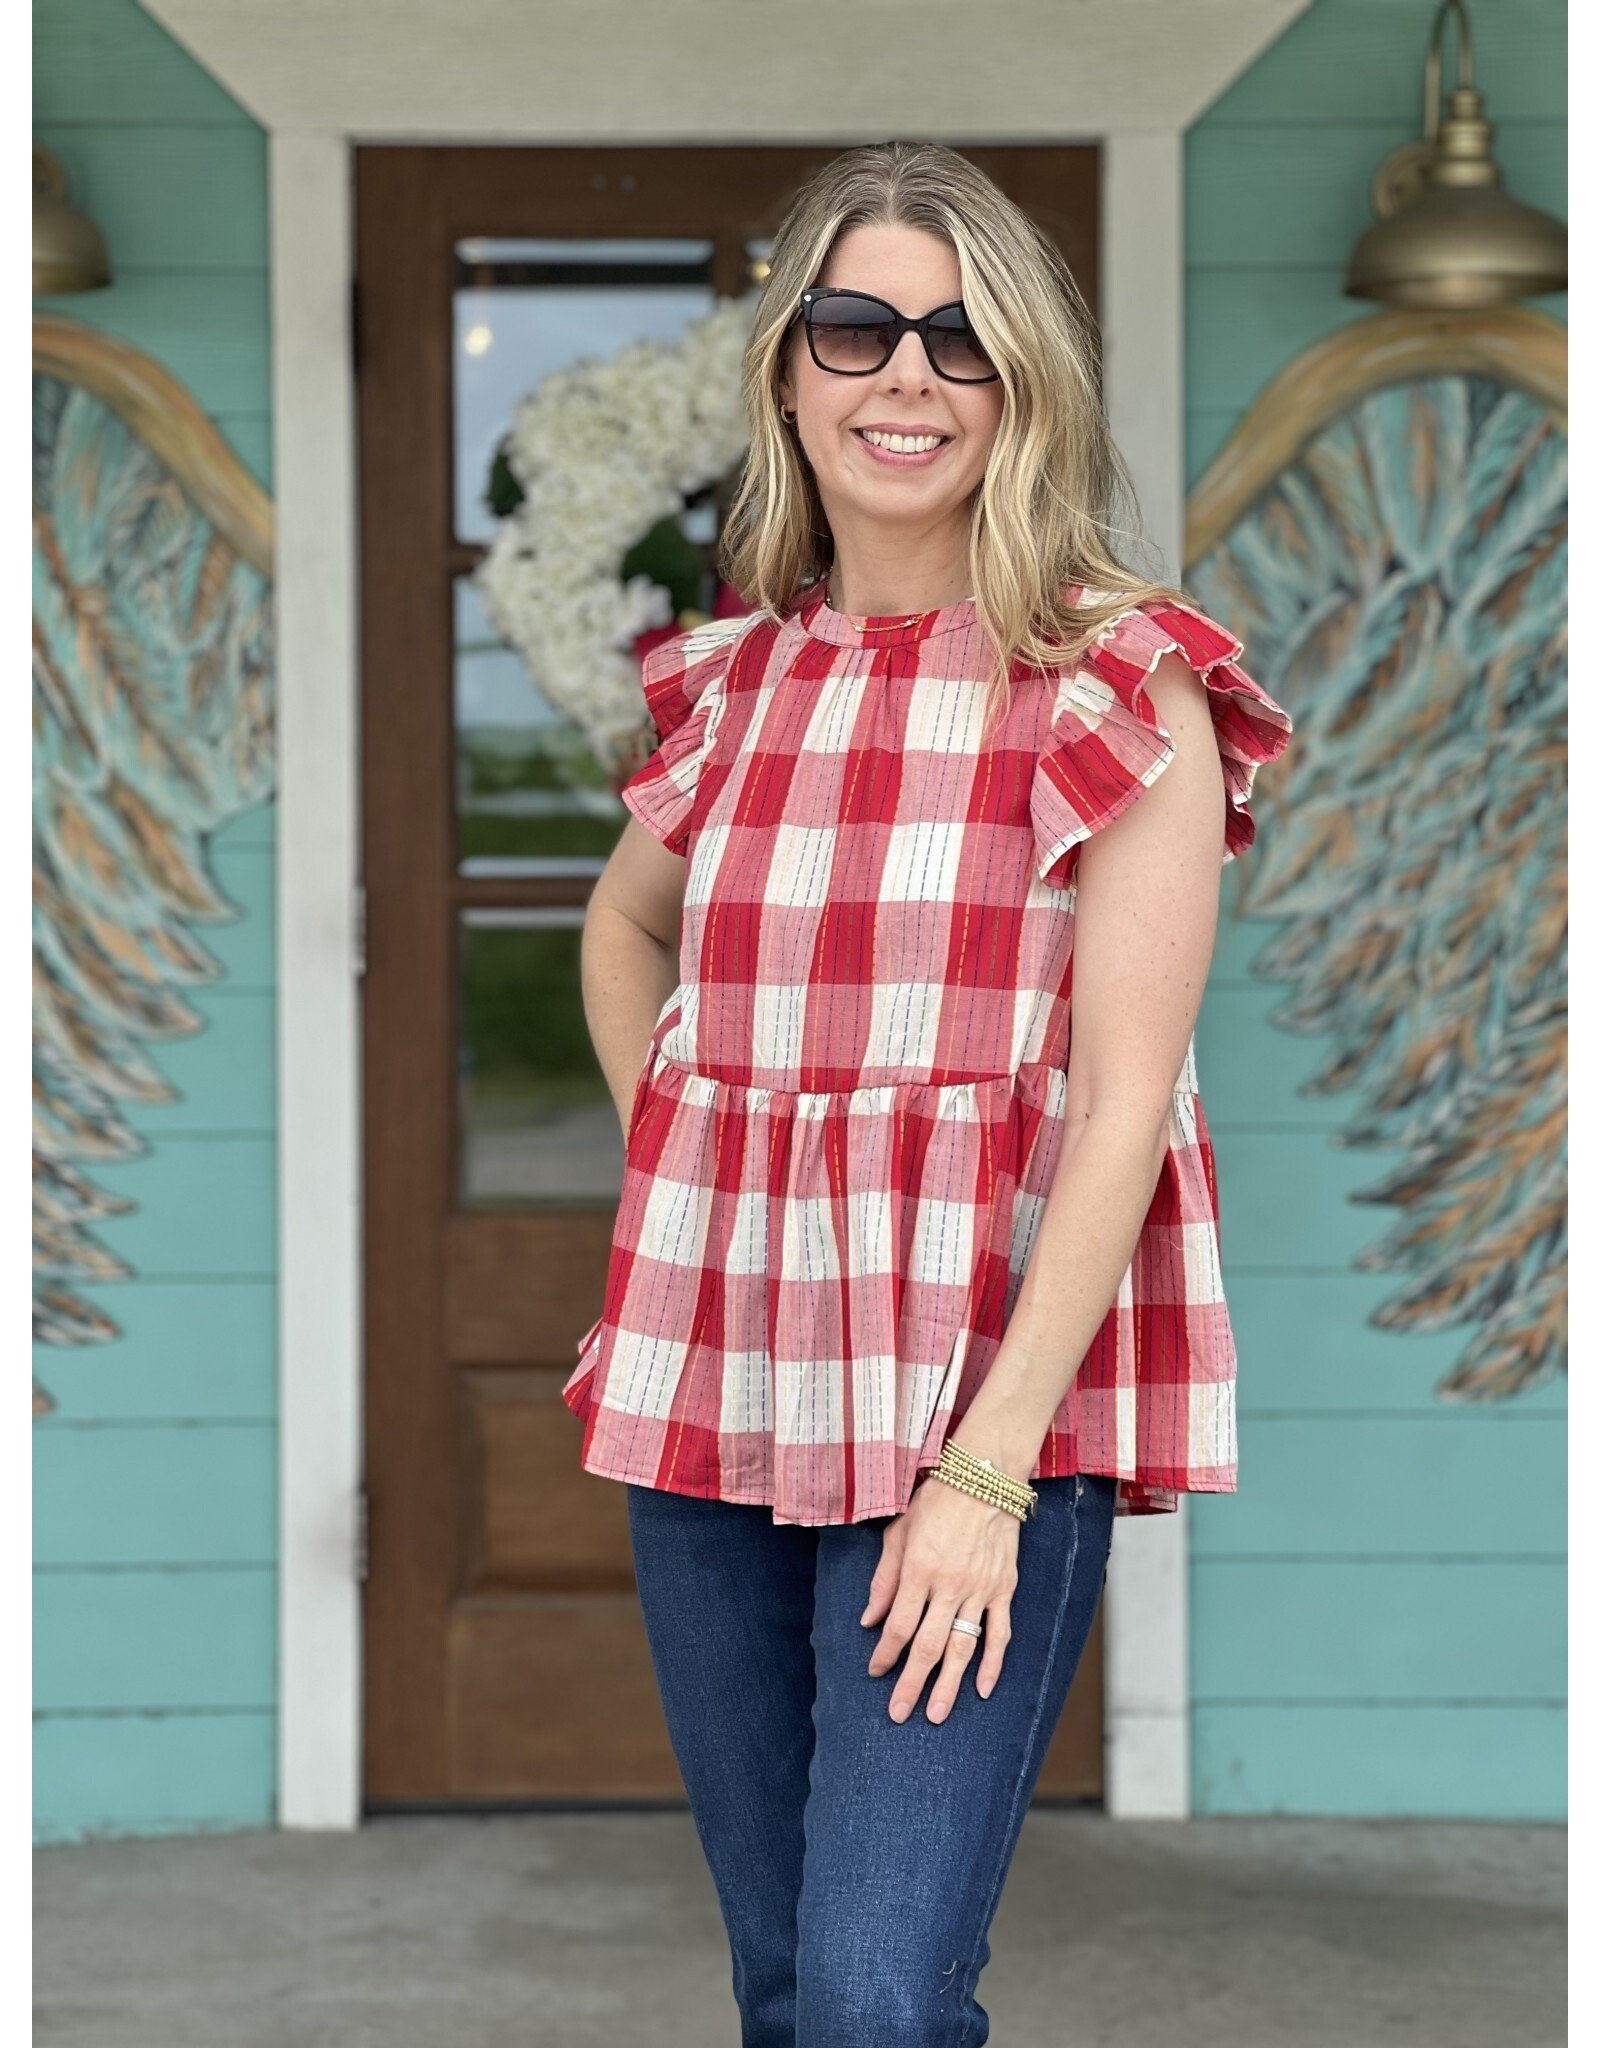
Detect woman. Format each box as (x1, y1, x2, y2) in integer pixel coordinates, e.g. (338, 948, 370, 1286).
(565, 141, 1293, 2046)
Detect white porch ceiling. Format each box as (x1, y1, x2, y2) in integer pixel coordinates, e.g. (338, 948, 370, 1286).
(139, 0, 1310, 137)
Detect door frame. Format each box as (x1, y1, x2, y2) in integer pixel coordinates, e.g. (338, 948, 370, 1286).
(353, 145, 1113, 1807)
(266, 128, 1196, 1828)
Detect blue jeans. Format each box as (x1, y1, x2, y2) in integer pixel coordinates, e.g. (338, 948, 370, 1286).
(625, 1471, 1118, 2047)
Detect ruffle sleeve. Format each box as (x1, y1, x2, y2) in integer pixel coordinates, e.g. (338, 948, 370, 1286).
(618, 614, 749, 855)
(1030, 594, 1294, 888)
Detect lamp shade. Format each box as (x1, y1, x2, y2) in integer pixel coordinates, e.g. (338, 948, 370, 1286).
(1347, 173, 1568, 308)
(34, 146, 112, 297)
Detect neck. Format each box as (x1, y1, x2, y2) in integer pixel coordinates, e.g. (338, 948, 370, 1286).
(823, 525, 973, 618)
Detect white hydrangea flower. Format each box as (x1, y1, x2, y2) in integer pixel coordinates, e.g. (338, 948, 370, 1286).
(476, 294, 762, 770)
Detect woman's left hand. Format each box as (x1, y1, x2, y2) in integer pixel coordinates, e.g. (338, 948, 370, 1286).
(860, 1472, 1023, 1723)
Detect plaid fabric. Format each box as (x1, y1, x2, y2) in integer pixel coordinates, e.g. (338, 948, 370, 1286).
(564, 581, 1294, 1524)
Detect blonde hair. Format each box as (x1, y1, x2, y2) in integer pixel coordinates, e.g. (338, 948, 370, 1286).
(720, 141, 1191, 718)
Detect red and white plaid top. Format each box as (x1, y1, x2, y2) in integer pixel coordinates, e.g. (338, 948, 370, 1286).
(564, 578, 1294, 1523)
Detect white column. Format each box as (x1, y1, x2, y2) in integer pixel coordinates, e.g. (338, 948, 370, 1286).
(270, 131, 364, 1830)
(1098, 129, 1192, 1821)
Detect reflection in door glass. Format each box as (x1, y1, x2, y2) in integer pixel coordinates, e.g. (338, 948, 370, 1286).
(454, 237, 717, 545)
(457, 909, 629, 1208)
(453, 238, 718, 876)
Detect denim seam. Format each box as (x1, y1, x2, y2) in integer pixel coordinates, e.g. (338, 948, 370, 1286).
(955, 1490, 1083, 2046)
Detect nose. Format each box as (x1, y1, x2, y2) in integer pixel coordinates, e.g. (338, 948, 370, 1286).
(880, 327, 937, 391)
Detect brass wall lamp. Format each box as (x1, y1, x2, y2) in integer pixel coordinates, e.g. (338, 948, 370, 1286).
(34, 144, 112, 296)
(1346, 0, 1566, 308)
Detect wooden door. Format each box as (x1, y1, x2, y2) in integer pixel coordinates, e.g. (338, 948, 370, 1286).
(358, 144, 1103, 1805)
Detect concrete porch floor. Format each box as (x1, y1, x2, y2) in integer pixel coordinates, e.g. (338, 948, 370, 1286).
(34, 1809, 1564, 2047)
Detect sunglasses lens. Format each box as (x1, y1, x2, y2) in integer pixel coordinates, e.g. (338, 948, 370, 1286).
(926, 307, 996, 381)
(807, 294, 897, 372)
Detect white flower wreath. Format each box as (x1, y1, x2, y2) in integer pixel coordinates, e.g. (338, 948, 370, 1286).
(475, 292, 761, 772)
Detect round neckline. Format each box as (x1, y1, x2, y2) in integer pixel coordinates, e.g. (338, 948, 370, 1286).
(796, 576, 979, 648)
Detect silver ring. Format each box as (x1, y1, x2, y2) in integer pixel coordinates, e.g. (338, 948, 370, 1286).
(949, 1617, 983, 1639)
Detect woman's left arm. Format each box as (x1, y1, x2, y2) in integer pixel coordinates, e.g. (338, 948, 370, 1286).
(862, 652, 1230, 1721)
(951, 649, 1230, 1471)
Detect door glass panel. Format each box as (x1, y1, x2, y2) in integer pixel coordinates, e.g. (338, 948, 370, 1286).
(457, 909, 628, 1208)
(451, 237, 723, 1201)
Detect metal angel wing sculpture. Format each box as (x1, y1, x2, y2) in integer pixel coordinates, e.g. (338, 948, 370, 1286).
(32, 318, 275, 1412)
(1185, 308, 1566, 1401)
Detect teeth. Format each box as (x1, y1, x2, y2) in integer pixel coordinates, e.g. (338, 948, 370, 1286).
(860, 429, 945, 453)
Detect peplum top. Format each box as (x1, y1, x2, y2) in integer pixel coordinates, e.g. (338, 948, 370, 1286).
(562, 578, 1294, 1524)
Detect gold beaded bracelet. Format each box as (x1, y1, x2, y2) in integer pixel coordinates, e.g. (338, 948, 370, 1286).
(929, 1438, 1038, 1521)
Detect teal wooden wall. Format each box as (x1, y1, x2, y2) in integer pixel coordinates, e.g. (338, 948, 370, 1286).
(1187, 0, 1567, 1818)
(33, 0, 276, 1842)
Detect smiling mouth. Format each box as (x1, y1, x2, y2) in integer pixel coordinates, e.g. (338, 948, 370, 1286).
(851, 427, 951, 465)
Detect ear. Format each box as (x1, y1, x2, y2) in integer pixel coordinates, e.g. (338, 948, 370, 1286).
(775, 325, 801, 415)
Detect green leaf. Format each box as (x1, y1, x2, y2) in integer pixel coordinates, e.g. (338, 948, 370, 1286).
(485, 441, 524, 519)
(621, 515, 704, 617)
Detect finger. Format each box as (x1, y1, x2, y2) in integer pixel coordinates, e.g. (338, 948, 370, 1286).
(859, 1519, 907, 1628)
(924, 1608, 985, 1724)
(867, 1576, 931, 1677)
(888, 1599, 960, 1721)
(975, 1599, 1014, 1699)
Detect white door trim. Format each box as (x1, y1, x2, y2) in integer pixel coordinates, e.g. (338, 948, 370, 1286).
(1099, 130, 1194, 1820)
(271, 132, 364, 1830)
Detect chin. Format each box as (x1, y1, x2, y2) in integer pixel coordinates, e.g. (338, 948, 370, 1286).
(869, 484, 967, 517)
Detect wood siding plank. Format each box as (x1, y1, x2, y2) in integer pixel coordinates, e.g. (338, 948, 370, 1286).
(34, 1568, 276, 1712)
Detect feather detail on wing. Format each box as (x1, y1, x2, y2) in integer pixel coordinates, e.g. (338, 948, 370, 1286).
(33, 348, 275, 1399)
(1188, 372, 1565, 1400)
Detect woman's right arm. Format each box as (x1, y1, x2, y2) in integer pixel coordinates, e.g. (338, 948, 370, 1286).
(580, 817, 689, 1127)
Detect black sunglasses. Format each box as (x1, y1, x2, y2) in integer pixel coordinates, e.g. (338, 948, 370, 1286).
(789, 287, 1000, 385)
